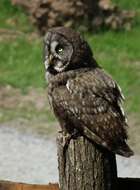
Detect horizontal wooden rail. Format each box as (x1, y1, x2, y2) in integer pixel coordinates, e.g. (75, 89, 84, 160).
(0, 181, 59, 190)
(0, 178, 140, 189)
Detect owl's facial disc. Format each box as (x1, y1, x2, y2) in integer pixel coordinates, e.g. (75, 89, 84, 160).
(44, 37, 73, 73)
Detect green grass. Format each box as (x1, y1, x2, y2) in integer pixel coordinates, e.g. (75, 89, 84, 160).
(0, 38, 45, 91)
(0, 0, 140, 119)
(112, 0, 140, 10)
(0, 0, 33, 32)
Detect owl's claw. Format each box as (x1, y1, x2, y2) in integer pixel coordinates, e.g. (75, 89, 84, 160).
(63, 129, 80, 154)
(62, 129, 80, 172)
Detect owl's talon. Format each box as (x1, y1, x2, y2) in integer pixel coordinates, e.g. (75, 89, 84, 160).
(63, 130, 80, 151)
(62, 130, 80, 171)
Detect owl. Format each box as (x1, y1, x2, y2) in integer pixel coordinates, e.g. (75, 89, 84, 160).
(44, 27, 134, 157)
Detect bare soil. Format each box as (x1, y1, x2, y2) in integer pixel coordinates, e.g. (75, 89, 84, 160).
(0, 85, 47, 110)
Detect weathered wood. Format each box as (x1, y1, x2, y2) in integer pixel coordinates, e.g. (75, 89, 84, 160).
(0, 178, 140, 190)
(0, 181, 59, 190)
(57, 133, 117, 190)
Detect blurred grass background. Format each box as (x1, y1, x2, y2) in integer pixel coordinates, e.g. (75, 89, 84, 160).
(0, 0, 140, 121)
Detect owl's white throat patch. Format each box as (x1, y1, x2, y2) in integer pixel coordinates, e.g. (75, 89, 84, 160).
(54, 61, 68, 72)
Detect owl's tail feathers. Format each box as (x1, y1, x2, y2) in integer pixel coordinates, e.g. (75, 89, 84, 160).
(83, 126, 134, 157)
(115, 143, 134, 157)
(83, 127, 134, 157)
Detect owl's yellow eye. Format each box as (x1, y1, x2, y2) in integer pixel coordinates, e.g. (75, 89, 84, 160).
(56, 45, 64, 55)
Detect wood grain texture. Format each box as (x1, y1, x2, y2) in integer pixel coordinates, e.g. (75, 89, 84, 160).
(0, 178, 140, 189)
(57, 134, 117, 190)
(0, 181, 59, 190)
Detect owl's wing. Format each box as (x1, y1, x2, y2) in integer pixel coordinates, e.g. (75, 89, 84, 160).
(52, 68, 133, 157)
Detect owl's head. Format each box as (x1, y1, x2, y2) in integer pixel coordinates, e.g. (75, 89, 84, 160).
(44, 27, 93, 74)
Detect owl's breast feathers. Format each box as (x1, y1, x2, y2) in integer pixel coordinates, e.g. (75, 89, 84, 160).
(47, 67, 134, 157)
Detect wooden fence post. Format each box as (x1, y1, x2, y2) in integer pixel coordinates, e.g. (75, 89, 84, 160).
(57, 133, 117, 190)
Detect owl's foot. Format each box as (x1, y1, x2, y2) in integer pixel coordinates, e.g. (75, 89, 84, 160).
(62, 129, 80, 171)
(65, 129, 79, 144)
(62, 130, 79, 152)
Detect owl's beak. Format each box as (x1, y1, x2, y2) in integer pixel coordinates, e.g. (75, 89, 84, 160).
(48, 54, 53, 65)
(44, 54, 54, 70)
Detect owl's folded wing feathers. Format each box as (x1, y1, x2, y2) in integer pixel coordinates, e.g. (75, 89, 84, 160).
(52, 68, 133, 157)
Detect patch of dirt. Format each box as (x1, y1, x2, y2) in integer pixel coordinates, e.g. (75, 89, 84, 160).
(0, 85, 48, 111)
(0, 28, 39, 42)
(128, 114, 140, 155)
(0, 85, 56, 124)
(0, 85, 58, 136)
(126, 61, 140, 78)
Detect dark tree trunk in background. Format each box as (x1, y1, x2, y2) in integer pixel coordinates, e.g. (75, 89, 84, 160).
(57, 133, 117, 190)
(11, 0, 135, 35)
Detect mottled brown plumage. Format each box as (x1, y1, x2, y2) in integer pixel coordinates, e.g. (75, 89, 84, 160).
(44, 27, 133, 157)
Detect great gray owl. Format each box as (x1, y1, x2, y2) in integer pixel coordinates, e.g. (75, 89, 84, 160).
(44, 27, 133, 157)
